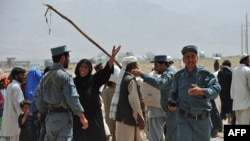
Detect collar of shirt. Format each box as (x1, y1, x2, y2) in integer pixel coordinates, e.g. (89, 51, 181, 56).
(184, 66, 198, 78)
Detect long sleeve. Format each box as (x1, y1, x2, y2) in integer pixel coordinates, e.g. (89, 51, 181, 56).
(128, 80, 143, 120)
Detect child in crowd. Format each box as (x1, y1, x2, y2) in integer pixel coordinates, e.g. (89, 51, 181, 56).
(18, 100, 37, 141)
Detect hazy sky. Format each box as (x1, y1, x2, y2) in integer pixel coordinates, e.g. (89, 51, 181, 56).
(1, 0, 250, 64)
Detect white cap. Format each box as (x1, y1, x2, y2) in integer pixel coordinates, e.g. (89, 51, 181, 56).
(167, 56, 173, 62)
(240, 53, 249, 61)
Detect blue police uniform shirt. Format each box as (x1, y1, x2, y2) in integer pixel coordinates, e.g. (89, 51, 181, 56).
(168, 66, 221, 115)
(36, 63, 84, 115)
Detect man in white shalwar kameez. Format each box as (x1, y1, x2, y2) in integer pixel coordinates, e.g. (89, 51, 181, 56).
(231, 53, 250, 124)
(0, 67, 26, 141)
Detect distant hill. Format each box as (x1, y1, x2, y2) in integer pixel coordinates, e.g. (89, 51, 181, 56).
(0, 0, 245, 62)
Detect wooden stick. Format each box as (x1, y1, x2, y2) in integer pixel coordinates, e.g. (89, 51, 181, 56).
(43, 3, 121, 68)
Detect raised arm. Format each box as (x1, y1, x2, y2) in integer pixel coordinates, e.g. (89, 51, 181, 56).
(108, 45, 121, 69)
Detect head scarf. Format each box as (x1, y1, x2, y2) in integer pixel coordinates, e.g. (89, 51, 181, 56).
(74, 59, 93, 77)
(109, 56, 137, 120)
(74, 59, 93, 89)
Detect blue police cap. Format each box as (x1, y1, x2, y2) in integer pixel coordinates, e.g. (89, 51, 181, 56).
(51, 45, 71, 56)
(181, 45, 198, 55)
(150, 55, 168, 63)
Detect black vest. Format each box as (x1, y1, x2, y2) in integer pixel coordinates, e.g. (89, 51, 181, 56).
(116, 73, 138, 126)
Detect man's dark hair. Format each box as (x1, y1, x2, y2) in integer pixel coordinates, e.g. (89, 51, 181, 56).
(10, 66, 26, 78)
(157, 61, 169, 67)
(52, 52, 69, 63)
(222, 60, 231, 67)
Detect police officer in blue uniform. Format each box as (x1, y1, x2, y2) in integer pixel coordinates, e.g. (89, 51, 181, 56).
(168, 45, 221, 141)
(35, 45, 88, 141)
(132, 55, 178, 141)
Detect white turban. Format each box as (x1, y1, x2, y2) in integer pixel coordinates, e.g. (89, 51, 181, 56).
(121, 56, 137, 66)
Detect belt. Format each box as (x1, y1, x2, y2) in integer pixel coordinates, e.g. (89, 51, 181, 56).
(48, 107, 68, 113)
(179, 109, 210, 120)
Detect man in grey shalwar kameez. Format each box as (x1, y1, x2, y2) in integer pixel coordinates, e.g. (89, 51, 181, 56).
(140, 70, 165, 141)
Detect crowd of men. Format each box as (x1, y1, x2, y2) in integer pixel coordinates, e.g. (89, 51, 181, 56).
(0, 44, 249, 141)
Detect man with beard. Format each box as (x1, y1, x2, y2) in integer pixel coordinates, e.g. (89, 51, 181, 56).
(132, 55, 177, 141)
(231, 53, 250, 125)
(0, 66, 26, 141)
(35, 45, 88, 141)
(110, 56, 145, 141)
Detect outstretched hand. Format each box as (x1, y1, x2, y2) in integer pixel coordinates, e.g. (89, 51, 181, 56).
(111, 45, 121, 57)
(131, 68, 143, 76)
(109, 45, 121, 68)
